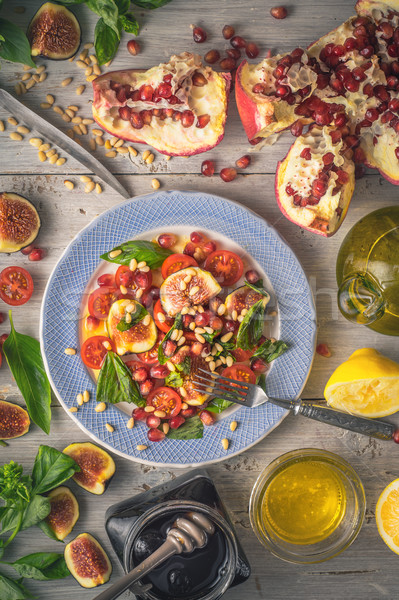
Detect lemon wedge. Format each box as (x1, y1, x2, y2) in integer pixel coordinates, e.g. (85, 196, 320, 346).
(376, 479, 399, 555)
(324, 348, 399, 418)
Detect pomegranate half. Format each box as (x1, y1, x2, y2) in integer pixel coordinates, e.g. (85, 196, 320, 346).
(92, 52, 231, 156)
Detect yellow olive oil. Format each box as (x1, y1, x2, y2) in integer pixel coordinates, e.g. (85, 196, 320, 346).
(261, 458, 347, 545)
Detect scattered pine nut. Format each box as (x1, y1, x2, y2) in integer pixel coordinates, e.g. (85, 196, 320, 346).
(36, 65, 45, 74)
(46, 94, 55, 104)
(71, 117, 82, 124)
(73, 124, 82, 135)
(163, 423, 170, 435)
(10, 132, 23, 141)
(104, 139, 112, 150)
(217, 304, 226, 315)
(105, 423, 114, 433)
(85, 66, 93, 77)
(90, 54, 98, 64)
(69, 406, 78, 413)
(19, 82, 27, 94)
(127, 417, 135, 429)
(39, 143, 50, 152)
(0, 121, 4, 132)
(85, 181, 95, 193)
(76, 85, 85, 95)
(64, 347, 76, 355)
(25, 79, 36, 90)
(142, 150, 151, 161)
(56, 157, 66, 166)
(137, 261, 147, 269)
(76, 395, 84, 406)
(232, 309, 238, 321)
(221, 332, 233, 343)
(93, 64, 101, 76)
(64, 180, 74, 190)
(62, 114, 71, 123)
(142, 314, 151, 327)
(46, 148, 56, 157)
(105, 150, 117, 158)
(120, 284, 128, 295)
(30, 137, 42, 147)
(23, 65, 32, 71)
(145, 153, 155, 164)
(8, 117, 18, 126)
(32, 74, 41, 83)
(151, 178, 160, 190)
(68, 105, 79, 111)
(92, 128, 103, 136)
(128, 146, 138, 156)
(40, 102, 52, 109)
(14, 83, 22, 95)
(189, 285, 200, 296)
(109, 249, 122, 258)
(80, 175, 92, 183)
(230, 421, 238, 432)
(80, 124, 88, 135)
(76, 60, 87, 69)
(89, 138, 96, 150)
(113, 138, 123, 147)
(95, 183, 102, 194)
(96, 137, 104, 146)
(165, 155, 172, 161)
(116, 147, 129, 154)
(84, 42, 94, 49)
(39, 73, 47, 83)
(83, 390, 90, 403)
(105, 60, 112, 67)
(137, 444, 147, 451)
(157, 312, 166, 323)
(166, 361, 176, 372)
(226, 355, 234, 367)
(144, 405, 155, 413)
(21, 72, 31, 81)
(38, 151, 47, 162)
(68, 55, 76, 62)
(49, 154, 59, 164)
(82, 118, 94, 125)
(65, 108, 75, 118)
(154, 410, 166, 418)
(136, 288, 143, 299)
(95, 402, 107, 413)
(221, 438, 229, 450)
(53, 105, 63, 115)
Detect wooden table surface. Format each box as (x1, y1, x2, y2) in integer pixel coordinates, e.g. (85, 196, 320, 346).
(1, 1, 399, 598)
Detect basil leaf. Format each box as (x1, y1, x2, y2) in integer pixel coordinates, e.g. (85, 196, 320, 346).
(37, 519, 63, 543)
(244, 281, 270, 299)
(166, 416, 203, 440)
(97, 351, 145, 406)
(158, 314, 182, 364)
(116, 304, 147, 331)
(0, 19, 35, 68)
(253, 339, 289, 363)
(94, 17, 120, 65)
(101, 240, 173, 269)
(115, 0, 130, 12)
(87, 0, 120, 36)
(175, 356, 190, 375)
(132, 0, 173, 8)
(235, 299, 267, 351)
(119, 13, 139, 34)
(207, 398, 233, 414)
(2, 313, 51, 434)
(0, 441, 7, 447)
(0, 573, 35, 600)
(31, 446, 80, 495)
(1, 496, 50, 534)
(165, 371, 183, 388)
(11, 553, 70, 581)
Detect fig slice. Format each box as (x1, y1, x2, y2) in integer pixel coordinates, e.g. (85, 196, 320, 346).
(160, 267, 221, 317)
(27, 2, 81, 60)
(63, 442, 116, 495)
(64, 533, 112, 588)
(225, 285, 266, 317)
(0, 193, 40, 253)
(0, 400, 30, 439)
(107, 299, 157, 355)
(45, 486, 79, 541)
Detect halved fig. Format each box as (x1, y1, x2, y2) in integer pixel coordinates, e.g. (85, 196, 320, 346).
(27, 2, 81, 60)
(276, 125, 355, 236)
(64, 533, 112, 588)
(45, 486, 79, 541)
(107, 299, 157, 355)
(0, 400, 30, 439)
(225, 286, 266, 317)
(92, 52, 231, 156)
(63, 442, 115, 495)
(0, 193, 40, 253)
(160, 267, 221, 317)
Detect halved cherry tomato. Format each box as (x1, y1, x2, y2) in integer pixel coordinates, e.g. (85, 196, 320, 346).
(232, 347, 253, 363)
(81, 335, 114, 369)
(88, 286, 119, 320)
(0, 266, 33, 306)
(222, 363, 256, 384)
(115, 265, 152, 292)
(147, 386, 182, 418)
(204, 250, 244, 287)
(153, 299, 174, 333)
(137, 332, 164, 364)
(161, 253, 198, 279)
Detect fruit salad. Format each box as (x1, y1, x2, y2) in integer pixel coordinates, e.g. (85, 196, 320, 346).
(79, 231, 287, 443)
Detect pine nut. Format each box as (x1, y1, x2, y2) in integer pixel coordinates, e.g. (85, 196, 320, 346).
(180, 280, 187, 291)
(112, 139, 123, 148)
(94, 402, 106, 413)
(188, 308, 196, 315)
(151, 178, 160, 190)
(46, 148, 56, 157)
(189, 321, 196, 331)
(141, 266, 150, 273)
(85, 182, 95, 193)
(126, 302, 136, 313)
(217, 304, 226, 315)
(85, 67, 93, 77)
(237, 315, 244, 323)
(20, 83, 27, 94)
(64, 347, 76, 355)
(53, 105, 63, 115)
(162, 423, 170, 435)
(129, 258, 137, 271)
(142, 150, 151, 161)
(195, 333, 205, 344)
(80, 124, 88, 135)
(165, 155, 172, 161)
(137, 261, 147, 269)
(29, 137, 42, 147)
(77, 395, 84, 406)
(69, 55, 76, 62)
(166, 361, 175, 372)
(39, 143, 50, 151)
(205, 356, 212, 362)
(87, 74, 97, 82)
(32, 74, 41, 83)
(40, 102, 52, 109)
(117, 146, 128, 154)
(181, 307, 189, 315)
(21, 73, 31, 81)
(105, 150, 117, 158)
(92, 129, 103, 136)
(127, 417, 135, 429)
(171, 329, 178, 341)
(15, 83, 22, 95)
(219, 355, 226, 364)
(137, 445, 147, 451)
(69, 406, 78, 413)
(179, 387, 187, 397)
(104, 139, 112, 150)
(80, 175, 92, 183)
(10, 132, 23, 141)
(56, 157, 66, 166)
(204, 326, 213, 334)
(154, 410, 166, 418)
(110, 136, 118, 146)
(0, 121, 4, 132)
(76, 60, 87, 68)
(62, 114, 71, 123)
(38, 151, 46, 162)
(221, 438, 229, 450)
(189, 286, 200, 296)
(76, 85, 85, 95)
(96, 136, 104, 146)
(195, 327, 205, 334)
(230, 421, 238, 432)
(197, 305, 204, 313)
(25, 80, 35, 90)
(8, 117, 18, 126)
(186, 268, 197, 276)
(184, 275, 192, 285)
(226, 356, 234, 367)
(144, 405, 155, 413)
(209, 360, 216, 372)
(146, 153, 155, 164)
(49, 154, 59, 164)
(68, 105, 79, 111)
(23, 65, 32, 71)
(46, 94, 55, 104)
(102, 341, 111, 350)
(221, 332, 233, 343)
(142, 314, 151, 326)
(64, 180, 74, 190)
(181, 402, 188, 410)
(83, 390, 90, 403)
(73, 124, 82, 135)
(128, 146, 138, 156)
(93, 64, 101, 76)
(105, 423, 114, 433)
(232, 309, 238, 321)
(89, 138, 96, 150)
(120, 284, 128, 295)
(82, 118, 94, 125)
(39, 73, 47, 82)
(95, 183, 102, 194)
(136, 288, 143, 299)
(157, 312, 166, 322)
(62, 77, 73, 87)
(65, 108, 75, 118)
(36, 65, 45, 74)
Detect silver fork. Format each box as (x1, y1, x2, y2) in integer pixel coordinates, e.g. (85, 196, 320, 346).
(193, 368, 398, 441)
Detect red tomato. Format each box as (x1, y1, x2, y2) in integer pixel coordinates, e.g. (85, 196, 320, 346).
(137, 332, 164, 364)
(87, 286, 119, 320)
(161, 253, 198, 279)
(204, 250, 244, 287)
(115, 265, 152, 292)
(81, 335, 114, 369)
(153, 299, 174, 333)
(0, 266, 33, 306)
(222, 363, 256, 384)
(232, 347, 253, 363)
(147, 386, 182, 418)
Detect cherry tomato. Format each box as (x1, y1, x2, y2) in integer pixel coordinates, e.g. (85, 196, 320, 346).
(0, 266, 33, 306)
(115, 265, 152, 292)
(147, 428, 165, 442)
(147, 386, 182, 418)
(88, 286, 119, 320)
(153, 299, 174, 333)
(232, 347, 253, 362)
(222, 363, 256, 384)
(136, 332, 164, 364)
(161, 253, 198, 279)
(204, 250, 244, 287)
(80, 335, 114, 369)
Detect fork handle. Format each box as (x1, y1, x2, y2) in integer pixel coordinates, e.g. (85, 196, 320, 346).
(296, 401, 395, 441)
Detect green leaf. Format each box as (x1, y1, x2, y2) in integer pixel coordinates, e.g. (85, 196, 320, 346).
(94, 18, 120, 65)
(207, 398, 233, 414)
(2, 312, 51, 434)
(175, 356, 190, 375)
(166, 416, 203, 440)
(115, 0, 130, 12)
(87, 0, 120, 36)
(1, 495, 50, 534)
(31, 446, 80, 495)
(116, 304, 147, 331)
(0, 441, 7, 447)
(119, 13, 139, 34)
(235, 299, 267, 351)
(11, 553, 70, 581)
(37, 519, 63, 543)
(97, 351, 145, 406)
(253, 339, 289, 363)
(132, 0, 173, 8)
(0, 573, 35, 600)
(165, 371, 183, 388)
(0, 462, 31, 503)
(244, 281, 270, 298)
(0, 19, 35, 68)
(158, 314, 182, 364)
(101, 240, 173, 269)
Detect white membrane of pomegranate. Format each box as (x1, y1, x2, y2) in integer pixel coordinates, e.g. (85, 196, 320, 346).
(79, 225, 280, 421)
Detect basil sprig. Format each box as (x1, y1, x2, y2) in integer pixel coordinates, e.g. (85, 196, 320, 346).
(97, 351, 145, 406)
(101, 240, 172, 269)
(116, 303, 147, 331)
(253, 339, 289, 363)
(158, 313, 182, 364)
(166, 415, 203, 440)
(235, 298, 268, 351)
(2, 312, 52, 434)
(0, 17, 35, 68)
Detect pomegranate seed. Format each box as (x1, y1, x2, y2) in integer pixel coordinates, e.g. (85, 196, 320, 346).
(146, 415, 161, 429)
(119, 270, 134, 287)
(29, 248, 45, 261)
(193, 26, 207, 43)
(142, 286, 160, 308)
(381, 110, 394, 123)
(224, 320, 238, 333)
(316, 343, 331, 358)
(220, 57, 236, 71)
(363, 83, 374, 97)
(163, 339, 177, 358)
(230, 35, 246, 49)
(290, 120, 303, 137)
(388, 44, 398, 57)
(118, 106, 131, 121)
(181, 110, 195, 128)
(222, 25, 235, 39)
(392, 60, 399, 74)
(251, 358, 268, 374)
(190, 231, 204, 244)
(192, 71, 208, 87)
(201, 160, 215, 177)
(196, 114, 210, 128)
(300, 147, 311, 160)
(158, 233, 177, 248)
(181, 407, 197, 418)
(86, 315, 100, 331)
(245, 269, 260, 284)
(246, 42, 260, 59)
(353, 147, 366, 163)
(249, 136, 263, 145)
(157, 82, 172, 98)
(140, 84, 154, 101)
(395, 147, 399, 160)
(199, 410, 216, 426)
(140, 379, 154, 396)
(203, 240, 216, 255)
(252, 83, 265, 94)
(291, 47, 304, 61)
(285, 184, 295, 196)
(330, 129, 342, 144)
(132, 366, 148, 383)
(127, 39, 140, 55)
(190, 342, 204, 357)
(344, 37, 357, 51)
(150, 364, 169, 379)
(132, 407, 147, 421)
(330, 79, 345, 94)
(374, 85, 390, 101)
(360, 45, 374, 58)
(130, 89, 140, 102)
(172, 111, 181, 121)
(393, 429, 399, 443)
(130, 112, 144, 129)
(344, 134, 360, 149)
(134, 271, 151, 289)
(0, 333, 9, 347)
(316, 73, 330, 90)
(352, 67, 366, 81)
(220, 167, 237, 182)
(365, 108, 379, 122)
(227, 48, 241, 60)
(322, 152, 335, 166)
(344, 78, 359, 92)
(336, 169, 349, 184)
(195, 312, 210, 327)
(387, 76, 399, 89)
(389, 98, 399, 112)
(270, 6, 287, 19)
(333, 44, 345, 56)
(147, 428, 165, 442)
(204, 49, 220, 64)
(312, 179, 327, 197)
(236, 155, 251, 169)
(183, 241, 196, 256)
(275, 85, 290, 98)
(169, 415, 185, 430)
(21, 243, 34, 255)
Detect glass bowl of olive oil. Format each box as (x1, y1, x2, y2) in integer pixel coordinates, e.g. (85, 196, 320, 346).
(249, 449, 365, 564)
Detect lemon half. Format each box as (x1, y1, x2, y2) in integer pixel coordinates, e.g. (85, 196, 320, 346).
(376, 479, 399, 555)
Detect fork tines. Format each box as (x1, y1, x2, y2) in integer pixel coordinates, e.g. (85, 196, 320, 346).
(192, 368, 250, 404)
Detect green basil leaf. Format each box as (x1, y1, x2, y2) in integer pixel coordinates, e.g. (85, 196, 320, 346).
(207, 398, 233, 414)
(1, 496, 50, 534)
(244, 281, 270, 298)
(253, 339, 289, 363)
(115, 0, 130, 12)
(0, 573, 35, 600)
(165, 371, 183, 388)
(119, 13, 139, 34)
(235, 299, 267, 351)
(31, 446, 80, 495)
(87, 0, 120, 36)
(94, 18, 120, 65)
(116, 304, 147, 331)
(2, 313, 51, 434)
(57, 0, 87, 4)
(175, 356, 190, 375)
(0, 440, 7, 447)
(0, 19, 35, 68)
(158, 314, 182, 364)
(132, 0, 173, 8)
(166, 416, 203, 440)
(11, 553, 70, 581)
(101, 240, 173, 269)
(97, 351, 145, 406)
(37, 519, 63, 543)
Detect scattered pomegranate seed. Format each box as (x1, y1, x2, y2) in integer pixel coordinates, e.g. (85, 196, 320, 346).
(322, 152, 335, 166)
(222, 24, 235, 39)
(157, 82, 172, 98)
(132, 407, 147, 421)
(246, 42, 260, 59)
(316, 343, 331, 358)
(226, 48, 241, 60)
(28, 248, 45, 261)
(140, 84, 154, 101)
(146, 415, 161, 429)
(220, 167, 237, 182)
(230, 35, 246, 49)
(220, 57, 236, 71)
(181, 407, 197, 419)
(209, 315, 223, 330)
(150, 364, 169, 379)
(0, 313, 4, 324)
(195, 312, 210, 327)
(193, 26, 207, 43)
(204, 49, 220, 64)
(393, 429, 399, 443)
(163, 339, 177, 357)
(300, 147, 312, 160)
(201, 159, 215, 177)
(190, 231, 204, 244)
(86, 315, 100, 331)
(236, 155, 251, 169)
(285, 184, 295, 196)
(270, 6, 287, 19)
(141, 110, 153, 125)
(135, 271, 151, 289)
(169, 415, 185, 429)
(245, 269, 260, 283)
(157, 233, 177, 248)
(21, 243, 34, 255)
(97, 273, 115, 287)
(199, 410, 216, 426)
(127, 39, 140, 55)
(183, 241, 196, 256)
(181, 110, 195, 128)
(147, 428, 165, 442)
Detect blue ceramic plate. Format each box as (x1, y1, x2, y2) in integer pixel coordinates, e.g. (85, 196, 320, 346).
(40, 191, 316, 467)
